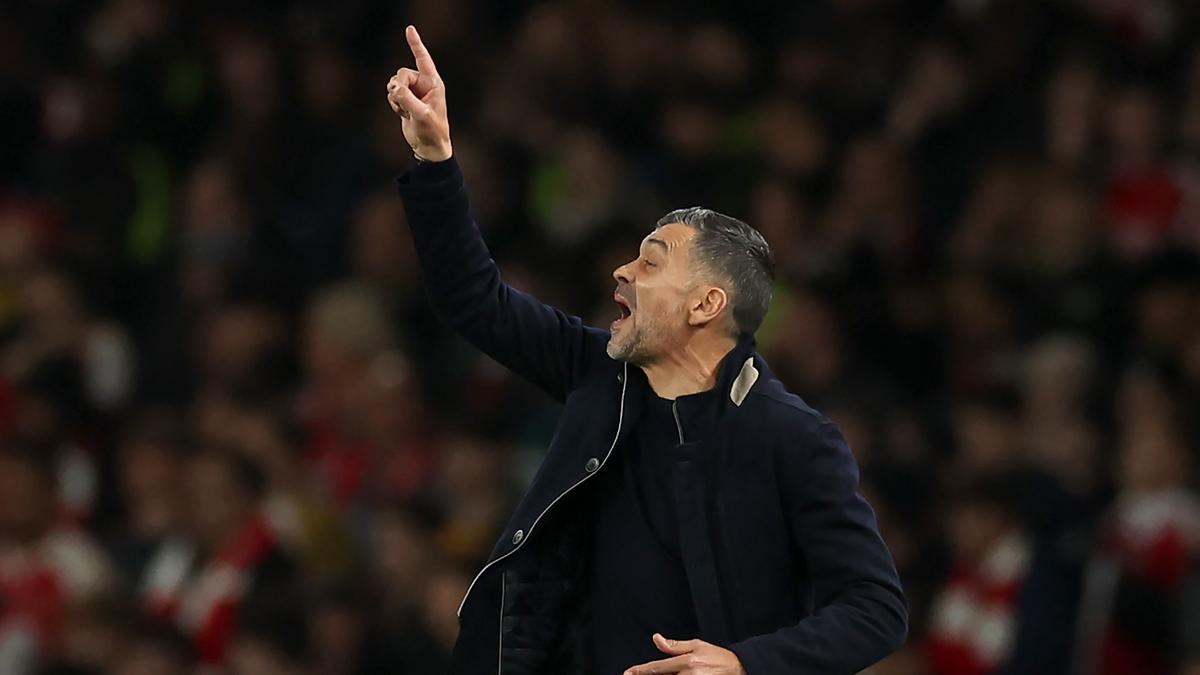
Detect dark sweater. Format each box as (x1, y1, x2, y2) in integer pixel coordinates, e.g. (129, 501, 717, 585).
(593, 392, 700, 674)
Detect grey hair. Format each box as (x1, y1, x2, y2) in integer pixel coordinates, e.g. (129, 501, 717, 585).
(656, 207, 775, 335)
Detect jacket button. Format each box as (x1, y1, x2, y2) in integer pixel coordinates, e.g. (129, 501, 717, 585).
(585, 457, 600, 473)
(512, 529, 524, 545)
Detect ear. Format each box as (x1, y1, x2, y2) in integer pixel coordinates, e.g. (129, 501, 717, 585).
(687, 286, 728, 328)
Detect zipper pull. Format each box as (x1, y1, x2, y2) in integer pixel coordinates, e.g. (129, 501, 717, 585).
(672, 400, 685, 444)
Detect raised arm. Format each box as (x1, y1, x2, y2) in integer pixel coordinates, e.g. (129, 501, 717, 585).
(387, 26, 608, 401)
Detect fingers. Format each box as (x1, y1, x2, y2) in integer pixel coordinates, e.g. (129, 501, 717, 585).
(386, 72, 410, 118)
(654, 634, 700, 656)
(624, 653, 692, 675)
(386, 69, 429, 119)
(387, 68, 418, 92)
(386, 94, 405, 118)
(405, 25, 440, 80)
(388, 84, 430, 120)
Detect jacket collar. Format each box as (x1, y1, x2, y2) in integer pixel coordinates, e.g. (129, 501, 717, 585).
(718, 333, 760, 408)
(710, 331, 758, 408)
(630, 333, 761, 419)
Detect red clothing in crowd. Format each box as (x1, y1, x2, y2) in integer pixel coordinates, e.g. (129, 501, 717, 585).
(1079, 490, 1200, 675)
(0, 529, 110, 672)
(301, 397, 437, 507)
(142, 515, 291, 665)
(927, 534, 1032, 675)
(1105, 166, 1183, 258)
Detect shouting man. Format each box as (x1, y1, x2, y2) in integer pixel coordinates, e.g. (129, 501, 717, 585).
(387, 25, 907, 675)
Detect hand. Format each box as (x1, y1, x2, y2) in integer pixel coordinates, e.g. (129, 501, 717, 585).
(386, 25, 452, 161)
(624, 633, 746, 675)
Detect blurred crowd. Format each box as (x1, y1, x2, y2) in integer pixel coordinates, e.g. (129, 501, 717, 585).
(3, 0, 1200, 673)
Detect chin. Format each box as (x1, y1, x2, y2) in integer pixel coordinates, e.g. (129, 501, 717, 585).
(607, 338, 653, 366)
(605, 338, 626, 361)
(606, 333, 639, 362)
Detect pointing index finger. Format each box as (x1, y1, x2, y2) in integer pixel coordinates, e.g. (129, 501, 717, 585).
(406, 25, 440, 79)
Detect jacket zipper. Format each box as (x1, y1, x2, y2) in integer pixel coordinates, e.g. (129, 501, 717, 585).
(672, 400, 685, 444)
(457, 362, 631, 618)
(497, 573, 505, 675)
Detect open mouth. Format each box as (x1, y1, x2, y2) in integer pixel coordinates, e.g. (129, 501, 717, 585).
(611, 293, 632, 331)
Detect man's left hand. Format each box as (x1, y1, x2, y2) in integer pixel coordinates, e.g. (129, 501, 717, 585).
(623, 633, 746, 675)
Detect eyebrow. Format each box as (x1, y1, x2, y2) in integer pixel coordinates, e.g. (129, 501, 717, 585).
(643, 237, 668, 252)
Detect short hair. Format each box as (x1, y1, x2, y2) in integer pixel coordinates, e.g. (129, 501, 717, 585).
(656, 207, 775, 335)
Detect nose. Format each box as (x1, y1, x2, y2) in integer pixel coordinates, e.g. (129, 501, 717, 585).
(613, 262, 632, 285)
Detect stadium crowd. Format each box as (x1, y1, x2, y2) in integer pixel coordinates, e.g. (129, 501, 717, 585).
(3, 0, 1200, 673)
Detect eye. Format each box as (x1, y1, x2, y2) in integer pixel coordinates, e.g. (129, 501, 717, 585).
(644, 258, 657, 268)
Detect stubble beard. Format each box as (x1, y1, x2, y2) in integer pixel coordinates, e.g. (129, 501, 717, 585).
(607, 320, 653, 365)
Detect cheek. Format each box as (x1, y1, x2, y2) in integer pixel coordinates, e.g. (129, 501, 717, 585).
(636, 292, 663, 322)
(639, 294, 684, 328)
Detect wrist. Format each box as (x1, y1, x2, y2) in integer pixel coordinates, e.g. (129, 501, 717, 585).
(414, 142, 453, 162)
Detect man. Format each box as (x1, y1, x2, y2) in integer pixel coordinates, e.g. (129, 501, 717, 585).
(141, 449, 296, 666)
(387, 25, 907, 675)
(0, 449, 112, 674)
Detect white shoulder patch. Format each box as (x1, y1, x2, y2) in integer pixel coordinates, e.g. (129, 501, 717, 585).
(730, 357, 759, 407)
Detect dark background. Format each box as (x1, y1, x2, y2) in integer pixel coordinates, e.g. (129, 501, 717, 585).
(2, 0, 1200, 673)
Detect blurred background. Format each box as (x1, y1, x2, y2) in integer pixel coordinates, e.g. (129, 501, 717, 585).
(3, 0, 1200, 673)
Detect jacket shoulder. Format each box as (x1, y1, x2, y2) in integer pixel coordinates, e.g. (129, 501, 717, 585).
(745, 379, 861, 490)
(746, 376, 834, 437)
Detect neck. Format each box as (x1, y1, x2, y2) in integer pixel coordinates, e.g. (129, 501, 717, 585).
(641, 333, 737, 399)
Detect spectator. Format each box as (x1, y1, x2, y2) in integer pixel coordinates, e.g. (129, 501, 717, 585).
(108, 409, 187, 587)
(233, 402, 353, 579)
(1104, 88, 1182, 260)
(141, 449, 295, 666)
(927, 476, 1032, 675)
(433, 433, 517, 567)
(0, 450, 111, 673)
(1076, 400, 1200, 675)
(299, 282, 406, 507)
(361, 503, 453, 672)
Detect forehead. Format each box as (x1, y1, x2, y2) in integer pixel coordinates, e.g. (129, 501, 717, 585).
(643, 222, 696, 253)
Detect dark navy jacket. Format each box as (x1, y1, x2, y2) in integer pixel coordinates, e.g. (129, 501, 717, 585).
(397, 157, 907, 674)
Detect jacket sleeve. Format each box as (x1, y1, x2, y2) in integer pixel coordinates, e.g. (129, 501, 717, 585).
(396, 157, 608, 401)
(729, 420, 908, 674)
